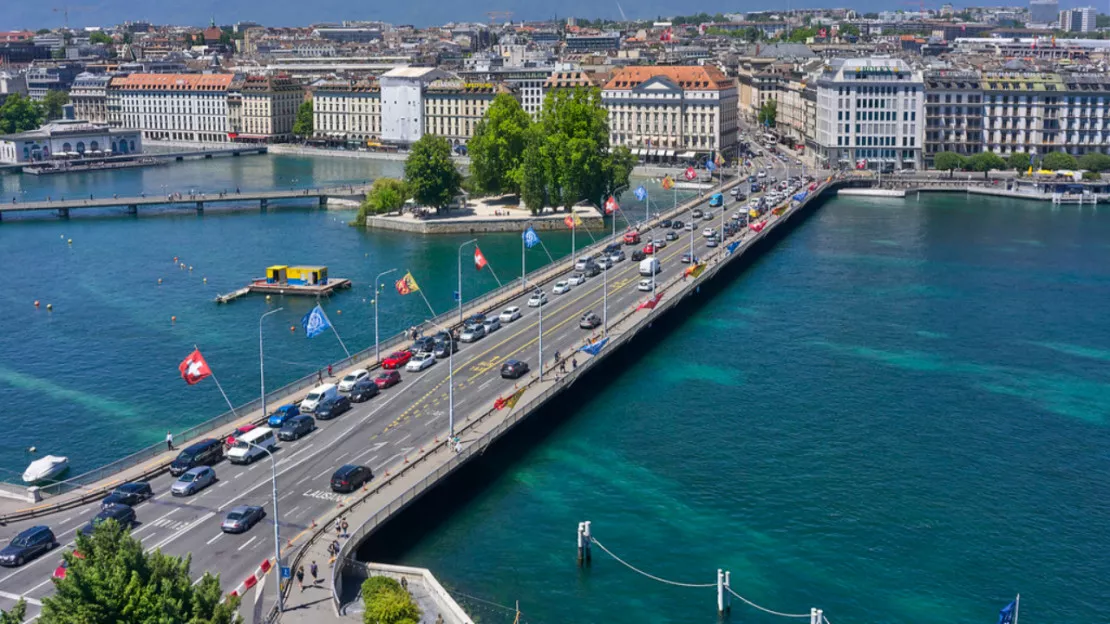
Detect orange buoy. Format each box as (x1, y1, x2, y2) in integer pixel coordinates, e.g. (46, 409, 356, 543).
(34, 300, 40, 307)
(290, 325, 296, 332)
(171, 316, 177, 323)
(173, 256, 178, 262)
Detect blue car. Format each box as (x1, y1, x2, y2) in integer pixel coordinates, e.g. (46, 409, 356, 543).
(267, 404, 300, 428)
(708, 193, 724, 208)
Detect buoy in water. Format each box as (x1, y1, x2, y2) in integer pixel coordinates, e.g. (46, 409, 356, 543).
(67, 239, 72, 245)
(173, 256, 178, 262)
(265, 294, 271, 301)
(188, 266, 193, 271)
(158, 278, 163, 285)
(202, 277, 207, 284)
(28, 446, 36, 453)
(46, 304, 53, 311)
(34, 300, 40, 307)
(337, 310, 342, 315)
(171, 316, 177, 323)
(290, 325, 296, 332)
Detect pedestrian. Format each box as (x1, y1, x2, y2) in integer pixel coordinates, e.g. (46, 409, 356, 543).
(310, 561, 319, 584)
(560, 360, 566, 374)
(327, 364, 333, 377)
(454, 440, 462, 454)
(400, 577, 408, 591)
(335, 518, 342, 538)
(317, 370, 323, 384)
(341, 518, 349, 537)
(554, 350, 560, 363)
(166, 431, 174, 451)
(295, 566, 305, 591)
(572, 358, 578, 370)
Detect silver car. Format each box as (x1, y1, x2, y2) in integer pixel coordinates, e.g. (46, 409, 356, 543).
(171, 466, 216, 497)
(221, 505, 265, 533)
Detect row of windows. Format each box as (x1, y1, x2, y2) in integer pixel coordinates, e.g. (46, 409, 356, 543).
(835, 86, 919, 96)
(611, 134, 718, 149)
(837, 135, 917, 147)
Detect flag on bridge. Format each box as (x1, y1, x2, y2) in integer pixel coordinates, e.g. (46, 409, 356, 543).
(494, 386, 527, 411)
(301, 304, 333, 339)
(604, 196, 620, 214)
(579, 337, 610, 356)
(684, 262, 706, 279)
(725, 240, 742, 256)
(474, 246, 488, 270)
(714, 152, 725, 167)
(661, 175, 675, 190)
(749, 221, 766, 233)
(634, 185, 648, 202)
(637, 293, 663, 310)
(395, 272, 420, 295)
(705, 159, 717, 173)
(522, 226, 541, 249)
(997, 600, 1016, 624)
(179, 349, 212, 385)
(684, 167, 698, 181)
(563, 213, 583, 229)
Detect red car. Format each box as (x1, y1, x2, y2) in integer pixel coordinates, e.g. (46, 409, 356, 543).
(642, 242, 656, 255)
(623, 231, 641, 245)
(226, 424, 257, 446)
(374, 371, 401, 389)
(382, 350, 412, 369)
(53, 551, 85, 580)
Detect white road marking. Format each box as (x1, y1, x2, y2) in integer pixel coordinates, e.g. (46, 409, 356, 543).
(25, 579, 52, 596)
(144, 512, 215, 553)
(392, 433, 412, 446)
(293, 475, 313, 486)
(236, 536, 258, 552)
(132, 507, 179, 537)
(284, 505, 302, 517)
(312, 466, 333, 480)
(477, 378, 494, 391)
(206, 533, 224, 546)
(0, 591, 41, 606)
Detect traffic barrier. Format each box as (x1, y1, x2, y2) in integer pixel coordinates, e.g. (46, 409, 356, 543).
(259, 558, 272, 574)
(243, 574, 258, 590)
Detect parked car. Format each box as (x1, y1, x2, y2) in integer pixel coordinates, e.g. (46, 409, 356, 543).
(552, 280, 572, 294)
(638, 278, 654, 291)
(77, 505, 135, 536)
(338, 369, 370, 392)
(0, 526, 56, 567)
(500, 360, 530, 379)
(528, 291, 548, 307)
(482, 317, 501, 334)
(221, 505, 265, 534)
(278, 415, 316, 441)
(171, 466, 216, 497)
(579, 312, 602, 329)
(330, 464, 373, 493)
(101, 482, 153, 509)
(499, 306, 522, 323)
(459, 324, 486, 343)
(267, 404, 300, 428)
(406, 352, 437, 371)
(169, 439, 223, 476)
(382, 350, 413, 370)
(374, 370, 401, 389)
(314, 394, 351, 420)
(567, 273, 587, 286)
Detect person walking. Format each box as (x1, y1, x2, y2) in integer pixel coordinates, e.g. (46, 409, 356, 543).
(310, 561, 319, 584)
(341, 518, 349, 537)
(327, 364, 333, 377)
(572, 358, 578, 371)
(335, 518, 342, 538)
(295, 566, 305, 592)
(166, 431, 174, 451)
(317, 370, 323, 384)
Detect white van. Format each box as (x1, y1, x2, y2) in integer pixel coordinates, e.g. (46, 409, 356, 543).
(639, 258, 660, 276)
(227, 427, 277, 464)
(301, 383, 338, 413)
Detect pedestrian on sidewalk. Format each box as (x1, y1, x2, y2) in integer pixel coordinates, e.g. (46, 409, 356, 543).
(310, 561, 319, 584)
(572, 358, 578, 371)
(335, 518, 342, 538)
(454, 440, 462, 454)
(295, 566, 305, 591)
(166, 431, 174, 451)
(341, 518, 349, 537)
(327, 363, 333, 377)
(317, 370, 323, 384)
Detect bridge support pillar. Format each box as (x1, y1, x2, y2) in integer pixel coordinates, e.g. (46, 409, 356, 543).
(57, 208, 69, 219)
(196, 201, 204, 214)
(126, 204, 137, 215)
(260, 198, 268, 212)
(318, 195, 327, 208)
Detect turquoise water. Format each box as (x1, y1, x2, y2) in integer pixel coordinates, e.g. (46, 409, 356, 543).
(392, 194, 1110, 623)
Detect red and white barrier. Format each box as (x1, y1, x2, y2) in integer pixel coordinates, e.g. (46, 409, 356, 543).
(227, 557, 275, 600)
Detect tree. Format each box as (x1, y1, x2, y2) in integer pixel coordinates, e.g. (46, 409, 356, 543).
(292, 101, 313, 138)
(42, 90, 69, 120)
(468, 93, 532, 196)
(404, 134, 463, 213)
(758, 100, 777, 128)
(362, 576, 421, 624)
(219, 31, 232, 46)
(532, 87, 617, 212)
(36, 28, 51, 34)
(520, 131, 549, 216)
(1077, 152, 1110, 172)
(1042, 151, 1078, 171)
(786, 26, 818, 43)
(353, 178, 408, 224)
(1007, 151, 1032, 173)
(838, 23, 860, 37)
(0, 93, 44, 134)
(933, 151, 965, 177)
(182, 33, 194, 47)
(966, 152, 1006, 179)
(88, 31, 113, 45)
(0, 599, 26, 624)
(40, 519, 241, 624)
(603, 145, 635, 201)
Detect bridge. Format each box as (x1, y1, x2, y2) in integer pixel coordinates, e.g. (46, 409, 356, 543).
(0, 184, 371, 220)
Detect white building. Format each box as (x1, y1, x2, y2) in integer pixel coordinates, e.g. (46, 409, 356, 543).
(69, 73, 112, 125)
(379, 67, 451, 145)
(0, 113, 142, 164)
(814, 57, 924, 171)
(110, 73, 235, 143)
(1058, 7, 1097, 32)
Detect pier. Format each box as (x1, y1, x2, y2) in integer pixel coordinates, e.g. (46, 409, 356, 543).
(216, 278, 353, 303)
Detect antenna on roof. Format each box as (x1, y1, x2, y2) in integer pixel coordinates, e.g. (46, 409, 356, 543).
(615, 1, 628, 22)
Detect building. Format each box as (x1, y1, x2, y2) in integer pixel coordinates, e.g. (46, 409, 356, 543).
(814, 57, 924, 171)
(424, 80, 512, 146)
(0, 106, 142, 164)
(311, 79, 382, 143)
(231, 75, 303, 142)
(379, 67, 452, 144)
(0, 71, 27, 105)
(25, 65, 83, 101)
(601, 65, 739, 162)
(1058, 7, 1097, 32)
(543, 70, 604, 101)
(922, 70, 984, 167)
(1028, 0, 1059, 25)
(69, 73, 112, 125)
(981, 71, 1110, 158)
(311, 27, 383, 43)
(458, 64, 555, 119)
(565, 32, 621, 53)
(110, 73, 235, 142)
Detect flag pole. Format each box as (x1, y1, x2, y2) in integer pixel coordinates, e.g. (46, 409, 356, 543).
(415, 287, 438, 321)
(537, 239, 556, 264)
(325, 311, 351, 358)
(521, 229, 526, 293)
(1014, 594, 1020, 624)
(195, 344, 237, 417)
(485, 260, 504, 288)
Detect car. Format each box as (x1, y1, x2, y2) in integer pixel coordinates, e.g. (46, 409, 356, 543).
(757, 170, 767, 178)
(330, 464, 373, 493)
(692, 209, 704, 218)
(338, 369, 370, 392)
(459, 324, 486, 343)
(603, 242, 622, 255)
(609, 249, 626, 263)
(660, 219, 672, 228)
(482, 317, 501, 334)
(707, 238, 719, 248)
(595, 256, 613, 270)
(795, 159, 803, 165)
(76, 504, 136, 536)
(348, 378, 379, 401)
(406, 351, 437, 371)
(101, 482, 153, 509)
(665, 231, 678, 241)
(684, 223, 694, 232)
(730, 187, 741, 196)
(171, 466, 216, 497)
(432, 337, 458, 358)
(382, 350, 413, 369)
(169, 438, 223, 476)
(221, 505, 265, 533)
(464, 313, 487, 327)
(52, 550, 85, 579)
(638, 278, 654, 291)
(623, 231, 641, 245)
(579, 312, 602, 329)
(374, 370, 401, 389)
(631, 249, 647, 262)
(574, 256, 593, 271)
(528, 291, 548, 307)
(314, 394, 351, 419)
(553, 280, 572, 294)
(278, 415, 316, 440)
(0, 526, 56, 567)
(642, 243, 656, 255)
(703, 227, 715, 237)
(266, 404, 300, 428)
(567, 273, 587, 286)
(583, 262, 602, 277)
(226, 424, 257, 447)
(671, 220, 684, 230)
(681, 253, 693, 263)
(500, 360, 530, 379)
(410, 336, 436, 354)
(703, 212, 714, 221)
(653, 238, 667, 249)
(499, 306, 522, 323)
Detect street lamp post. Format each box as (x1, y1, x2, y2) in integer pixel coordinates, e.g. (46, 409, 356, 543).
(538, 289, 544, 380)
(259, 308, 284, 421)
(373, 268, 398, 364)
(451, 239, 477, 439)
(242, 441, 282, 614)
(457, 239, 478, 323)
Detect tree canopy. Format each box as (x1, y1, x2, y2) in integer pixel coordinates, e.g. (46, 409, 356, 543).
(758, 100, 777, 128)
(1042, 151, 1078, 171)
(292, 101, 313, 138)
(933, 151, 965, 176)
(88, 31, 113, 45)
(42, 90, 70, 120)
(1007, 152, 1032, 173)
(361, 576, 420, 624)
(1077, 152, 1110, 172)
(39, 519, 240, 624)
(404, 134, 463, 212)
(966, 152, 1006, 178)
(354, 178, 408, 224)
(0, 599, 26, 624)
(468, 93, 532, 196)
(0, 93, 44, 134)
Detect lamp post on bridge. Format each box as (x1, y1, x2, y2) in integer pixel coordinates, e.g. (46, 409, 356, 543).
(259, 307, 284, 421)
(373, 268, 398, 364)
(241, 440, 283, 614)
(451, 239, 478, 439)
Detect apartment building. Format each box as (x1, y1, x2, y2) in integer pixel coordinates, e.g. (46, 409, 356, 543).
(110, 73, 235, 142)
(981, 71, 1110, 157)
(231, 74, 303, 141)
(69, 73, 112, 125)
(424, 81, 511, 145)
(601, 65, 738, 161)
(311, 79, 382, 142)
(922, 70, 984, 167)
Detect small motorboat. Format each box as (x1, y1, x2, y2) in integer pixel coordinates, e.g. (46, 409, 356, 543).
(22, 455, 69, 483)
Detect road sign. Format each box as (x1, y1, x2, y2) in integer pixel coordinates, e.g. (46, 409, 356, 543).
(281, 566, 291, 579)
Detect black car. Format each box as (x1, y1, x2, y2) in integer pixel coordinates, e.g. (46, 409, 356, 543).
(314, 395, 351, 420)
(0, 526, 56, 567)
(660, 219, 672, 228)
(349, 379, 380, 402)
(583, 263, 601, 277)
(433, 337, 458, 358)
(672, 220, 684, 230)
(77, 504, 136, 536)
(631, 249, 646, 262)
(500, 359, 530, 379)
(410, 336, 435, 353)
(330, 464, 373, 493)
(603, 242, 622, 254)
(278, 415, 316, 441)
(169, 438, 223, 476)
(101, 482, 153, 509)
(692, 209, 704, 218)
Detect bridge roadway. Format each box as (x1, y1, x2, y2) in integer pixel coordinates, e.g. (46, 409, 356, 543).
(0, 156, 791, 621)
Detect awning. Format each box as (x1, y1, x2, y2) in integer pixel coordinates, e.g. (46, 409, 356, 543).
(648, 149, 659, 157)
(677, 151, 696, 159)
(665, 150, 675, 157)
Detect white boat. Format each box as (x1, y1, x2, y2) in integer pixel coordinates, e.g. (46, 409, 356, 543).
(22, 455, 69, 483)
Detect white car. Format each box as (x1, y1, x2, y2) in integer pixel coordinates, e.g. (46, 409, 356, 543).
(553, 280, 572, 294)
(405, 352, 436, 372)
(567, 273, 587, 286)
(573, 256, 592, 271)
(684, 223, 694, 231)
(637, 279, 653, 292)
(499, 306, 522, 323)
(702, 228, 715, 237)
(482, 317, 501, 334)
(528, 291, 548, 307)
(338, 369, 369, 392)
(596, 257, 613, 270)
(609, 250, 626, 263)
(757, 170, 767, 178)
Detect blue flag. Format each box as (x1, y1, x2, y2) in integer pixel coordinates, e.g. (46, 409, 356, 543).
(301, 304, 332, 339)
(634, 185, 647, 201)
(522, 226, 540, 249)
(578, 338, 609, 356)
(725, 240, 741, 256)
(705, 159, 717, 172)
(998, 601, 1015, 624)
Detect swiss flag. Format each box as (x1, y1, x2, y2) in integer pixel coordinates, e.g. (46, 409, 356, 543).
(604, 196, 619, 214)
(179, 349, 212, 385)
(474, 246, 488, 271)
(749, 221, 766, 233)
(684, 167, 697, 181)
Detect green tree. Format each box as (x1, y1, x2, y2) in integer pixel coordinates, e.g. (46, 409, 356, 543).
(1077, 152, 1110, 172)
(966, 152, 1006, 179)
(362, 576, 421, 624)
(0, 599, 26, 624)
(468, 93, 532, 196)
(41, 90, 69, 120)
(838, 23, 860, 37)
(933, 151, 965, 177)
(1007, 151, 1032, 173)
(183, 33, 194, 47)
(520, 131, 549, 215)
(1042, 151, 1078, 171)
(36, 28, 51, 34)
(786, 26, 818, 42)
(758, 100, 777, 128)
(219, 31, 232, 46)
(353, 178, 408, 224)
(88, 31, 113, 45)
(40, 520, 240, 624)
(1082, 170, 1101, 181)
(537, 87, 613, 211)
(292, 101, 313, 138)
(404, 134, 463, 213)
(603, 145, 635, 201)
(0, 93, 44, 134)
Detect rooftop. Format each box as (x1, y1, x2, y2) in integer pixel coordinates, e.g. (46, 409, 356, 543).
(603, 65, 733, 91)
(112, 73, 235, 91)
